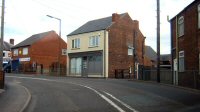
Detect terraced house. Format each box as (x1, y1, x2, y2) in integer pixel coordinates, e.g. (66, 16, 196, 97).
(170, 0, 200, 88)
(67, 13, 145, 78)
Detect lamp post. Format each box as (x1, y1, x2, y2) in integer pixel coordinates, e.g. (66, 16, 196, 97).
(46, 15, 61, 75)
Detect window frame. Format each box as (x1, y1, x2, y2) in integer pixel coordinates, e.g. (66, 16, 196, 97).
(13, 49, 18, 56)
(72, 38, 80, 49)
(178, 16, 184, 37)
(22, 47, 28, 55)
(89, 35, 100, 47)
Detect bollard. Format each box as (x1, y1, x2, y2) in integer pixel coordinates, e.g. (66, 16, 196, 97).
(0, 71, 5, 89)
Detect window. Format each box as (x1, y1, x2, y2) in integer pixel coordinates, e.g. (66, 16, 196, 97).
(13, 49, 18, 56)
(72, 38, 80, 49)
(23, 47, 28, 55)
(179, 51, 185, 72)
(3, 52, 5, 57)
(89, 35, 99, 47)
(70, 57, 82, 74)
(128, 48, 133, 56)
(198, 4, 200, 28)
(178, 16, 184, 37)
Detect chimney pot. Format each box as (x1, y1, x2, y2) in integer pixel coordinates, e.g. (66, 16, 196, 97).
(10, 39, 14, 45)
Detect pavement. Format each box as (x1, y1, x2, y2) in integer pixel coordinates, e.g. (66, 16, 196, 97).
(0, 79, 31, 112)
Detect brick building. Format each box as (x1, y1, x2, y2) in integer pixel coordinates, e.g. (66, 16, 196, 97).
(11, 31, 67, 75)
(67, 13, 145, 78)
(170, 0, 200, 88)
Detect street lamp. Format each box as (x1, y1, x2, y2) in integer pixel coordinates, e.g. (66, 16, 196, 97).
(46, 15, 61, 36)
(46, 15, 62, 75)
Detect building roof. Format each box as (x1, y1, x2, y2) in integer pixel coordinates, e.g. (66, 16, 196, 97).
(12, 31, 54, 49)
(67, 13, 127, 36)
(145, 46, 157, 61)
(161, 54, 171, 61)
(170, 0, 197, 21)
(3, 41, 13, 51)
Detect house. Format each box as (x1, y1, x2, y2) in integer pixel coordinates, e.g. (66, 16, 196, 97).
(11, 31, 67, 75)
(2, 39, 13, 64)
(67, 13, 145, 78)
(170, 0, 200, 88)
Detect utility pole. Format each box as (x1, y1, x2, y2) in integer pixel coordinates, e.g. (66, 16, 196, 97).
(0, 0, 5, 89)
(157, 0, 160, 83)
(0, 0, 5, 71)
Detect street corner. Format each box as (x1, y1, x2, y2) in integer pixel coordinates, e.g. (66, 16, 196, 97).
(0, 81, 31, 112)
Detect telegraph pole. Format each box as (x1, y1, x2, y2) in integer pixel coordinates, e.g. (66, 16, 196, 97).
(157, 0, 160, 83)
(0, 0, 5, 89)
(0, 0, 5, 71)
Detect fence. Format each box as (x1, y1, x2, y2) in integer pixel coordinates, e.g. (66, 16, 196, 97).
(13, 62, 67, 76)
(115, 67, 200, 90)
(49, 62, 66, 76)
(115, 69, 130, 79)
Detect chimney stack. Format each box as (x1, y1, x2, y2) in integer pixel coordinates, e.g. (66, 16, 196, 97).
(10, 39, 14, 45)
(112, 13, 120, 22)
(133, 20, 139, 29)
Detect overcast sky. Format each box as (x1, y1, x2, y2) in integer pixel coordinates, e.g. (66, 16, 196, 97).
(2, 0, 194, 54)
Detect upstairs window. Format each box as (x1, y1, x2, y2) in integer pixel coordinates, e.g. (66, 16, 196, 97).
(13, 49, 18, 56)
(178, 16, 184, 37)
(23, 47, 28, 55)
(198, 4, 200, 29)
(72, 38, 80, 49)
(89, 35, 100, 47)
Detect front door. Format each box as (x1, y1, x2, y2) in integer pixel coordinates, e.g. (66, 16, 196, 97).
(82, 57, 88, 77)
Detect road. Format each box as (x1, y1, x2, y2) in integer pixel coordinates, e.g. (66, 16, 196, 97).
(4, 74, 200, 112)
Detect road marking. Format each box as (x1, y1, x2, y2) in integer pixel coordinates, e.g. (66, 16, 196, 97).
(104, 91, 139, 112)
(83, 85, 125, 112)
(19, 84, 32, 112)
(6, 76, 138, 112)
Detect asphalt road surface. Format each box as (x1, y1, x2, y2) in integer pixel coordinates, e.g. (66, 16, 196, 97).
(5, 74, 200, 112)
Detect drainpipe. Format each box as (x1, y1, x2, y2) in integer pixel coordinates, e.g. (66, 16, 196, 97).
(176, 16, 179, 85)
(104, 30, 107, 78)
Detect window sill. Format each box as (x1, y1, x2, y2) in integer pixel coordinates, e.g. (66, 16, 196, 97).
(71, 48, 80, 50)
(178, 34, 184, 38)
(88, 46, 99, 48)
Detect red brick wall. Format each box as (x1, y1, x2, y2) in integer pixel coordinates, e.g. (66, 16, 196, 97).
(171, 1, 200, 71)
(30, 31, 67, 72)
(171, 1, 200, 88)
(107, 13, 145, 78)
(12, 31, 67, 74)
